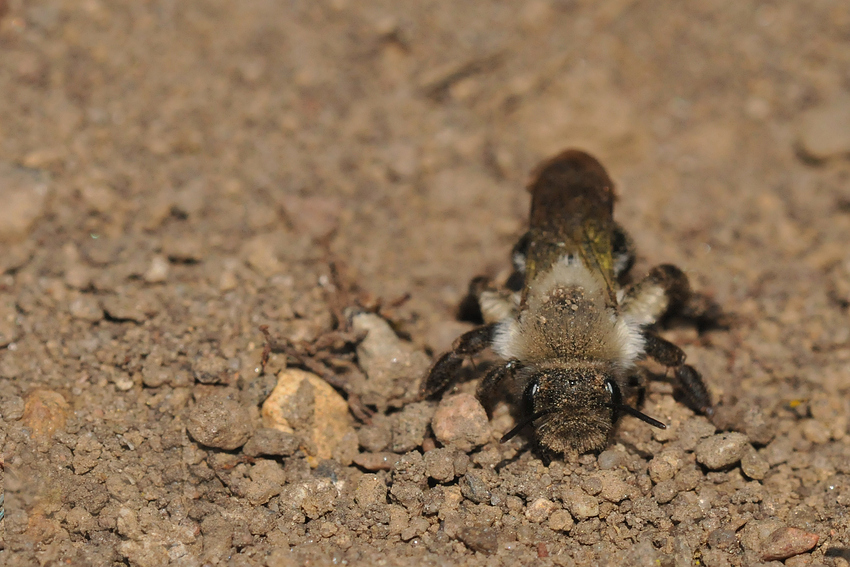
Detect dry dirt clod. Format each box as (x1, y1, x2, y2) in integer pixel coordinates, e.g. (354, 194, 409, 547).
(431, 393, 491, 452)
(262, 368, 355, 463)
(648, 449, 685, 483)
(0, 295, 20, 346)
(525, 497, 558, 523)
(22, 389, 69, 449)
(352, 312, 430, 409)
(741, 445, 770, 480)
(68, 295, 104, 322)
(186, 390, 253, 450)
(0, 162, 50, 243)
(355, 474, 388, 510)
(796, 95, 850, 161)
(458, 525, 498, 555)
(353, 452, 401, 471)
(562, 488, 599, 520)
(389, 402, 435, 453)
(143, 254, 169, 283)
(424, 447, 457, 483)
(242, 427, 300, 457)
(760, 527, 819, 561)
(694, 432, 749, 470)
(548, 509, 574, 533)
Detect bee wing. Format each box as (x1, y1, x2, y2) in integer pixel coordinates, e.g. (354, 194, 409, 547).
(578, 221, 617, 305)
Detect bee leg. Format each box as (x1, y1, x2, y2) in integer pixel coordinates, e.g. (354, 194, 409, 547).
(612, 223, 636, 282)
(506, 231, 530, 291)
(621, 264, 691, 326)
(642, 331, 713, 416)
(458, 275, 519, 325)
(476, 359, 521, 409)
(421, 322, 499, 398)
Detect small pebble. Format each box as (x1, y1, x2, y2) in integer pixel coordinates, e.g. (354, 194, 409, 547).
(245, 460, 286, 505)
(652, 479, 678, 504)
(0, 395, 25, 421)
(597, 447, 627, 470)
(358, 418, 392, 452)
(0, 162, 49, 243)
(193, 355, 229, 384)
(261, 369, 355, 463)
(648, 449, 684, 483)
(186, 390, 253, 450)
(676, 416, 717, 451)
(390, 402, 435, 452)
(353, 313, 430, 409)
(562, 488, 599, 520)
(708, 527, 739, 551)
(796, 95, 850, 161)
(281, 195, 341, 239)
(354, 474, 387, 510)
(353, 452, 400, 471)
(525, 497, 557, 523)
(741, 445, 770, 480)
(760, 527, 819, 561)
(458, 525, 498, 555)
(101, 294, 154, 323)
(763, 435, 794, 466)
(64, 264, 92, 290)
(162, 235, 203, 263)
(695, 432, 749, 470)
(800, 419, 831, 445)
(141, 350, 172, 388)
(69, 295, 104, 322)
(548, 509, 574, 532)
(431, 393, 490, 452)
(242, 234, 285, 277)
(592, 470, 633, 503)
(424, 447, 456, 483)
(22, 389, 69, 447)
(242, 428, 300, 457)
(460, 471, 491, 504)
(143, 255, 169, 283)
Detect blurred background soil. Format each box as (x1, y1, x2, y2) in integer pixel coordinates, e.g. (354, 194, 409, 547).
(2, 0, 850, 565)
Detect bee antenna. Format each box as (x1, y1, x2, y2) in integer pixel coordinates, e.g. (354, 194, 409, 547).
(604, 378, 666, 429)
(608, 402, 667, 429)
(500, 410, 554, 443)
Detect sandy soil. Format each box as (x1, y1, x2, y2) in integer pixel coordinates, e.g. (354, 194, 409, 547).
(3, 0, 850, 565)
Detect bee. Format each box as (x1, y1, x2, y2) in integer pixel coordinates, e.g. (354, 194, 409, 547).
(422, 150, 714, 457)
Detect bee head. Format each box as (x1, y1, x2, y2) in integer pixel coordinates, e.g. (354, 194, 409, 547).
(501, 363, 665, 457)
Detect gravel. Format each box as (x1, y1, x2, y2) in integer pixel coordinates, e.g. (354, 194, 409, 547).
(186, 390, 253, 450)
(760, 527, 820, 561)
(694, 432, 750, 470)
(431, 393, 491, 451)
(6, 1, 847, 565)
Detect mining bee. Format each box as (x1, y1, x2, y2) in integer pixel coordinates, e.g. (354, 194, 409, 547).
(422, 150, 715, 457)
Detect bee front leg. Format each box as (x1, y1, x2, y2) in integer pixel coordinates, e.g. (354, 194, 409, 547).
(421, 322, 499, 398)
(476, 359, 521, 409)
(642, 331, 713, 416)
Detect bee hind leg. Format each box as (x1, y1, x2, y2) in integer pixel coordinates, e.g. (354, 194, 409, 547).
(621, 264, 691, 326)
(642, 331, 713, 416)
(458, 275, 519, 325)
(612, 223, 636, 282)
(505, 231, 530, 291)
(421, 322, 499, 398)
